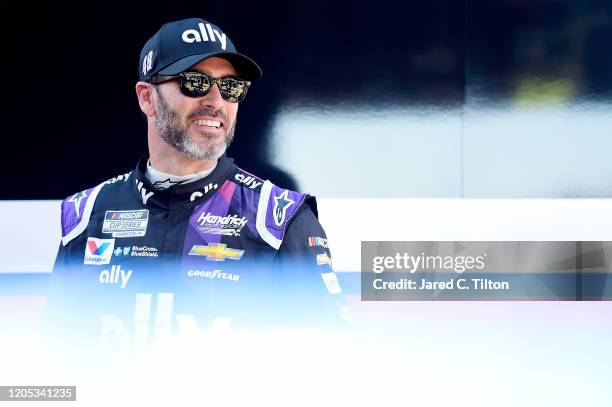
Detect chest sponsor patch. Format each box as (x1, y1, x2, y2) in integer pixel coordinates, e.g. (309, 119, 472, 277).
(103, 210, 149, 237)
(186, 269, 240, 282)
(317, 253, 333, 267)
(188, 243, 245, 261)
(308, 236, 329, 249)
(196, 212, 247, 236)
(84, 237, 115, 265)
(234, 172, 262, 190)
(113, 245, 159, 257)
(321, 272, 342, 294)
(98, 264, 133, 289)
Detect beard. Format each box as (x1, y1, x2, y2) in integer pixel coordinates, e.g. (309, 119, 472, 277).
(154, 88, 235, 160)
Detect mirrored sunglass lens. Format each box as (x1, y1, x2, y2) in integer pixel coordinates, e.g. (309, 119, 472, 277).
(181, 73, 212, 96)
(220, 79, 248, 102)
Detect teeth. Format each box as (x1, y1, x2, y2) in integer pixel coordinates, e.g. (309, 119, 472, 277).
(195, 119, 221, 128)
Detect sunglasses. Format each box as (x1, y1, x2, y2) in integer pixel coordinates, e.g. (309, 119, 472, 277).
(149, 71, 251, 103)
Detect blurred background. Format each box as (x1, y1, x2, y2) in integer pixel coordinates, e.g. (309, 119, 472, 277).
(2, 0, 612, 199)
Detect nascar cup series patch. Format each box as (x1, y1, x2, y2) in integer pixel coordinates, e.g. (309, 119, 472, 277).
(102, 210, 149, 238)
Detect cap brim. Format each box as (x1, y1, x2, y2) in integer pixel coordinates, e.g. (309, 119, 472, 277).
(157, 52, 262, 80)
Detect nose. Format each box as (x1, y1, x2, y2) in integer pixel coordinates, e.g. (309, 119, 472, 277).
(200, 82, 225, 109)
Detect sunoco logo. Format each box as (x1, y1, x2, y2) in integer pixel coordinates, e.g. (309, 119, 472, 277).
(196, 212, 247, 236)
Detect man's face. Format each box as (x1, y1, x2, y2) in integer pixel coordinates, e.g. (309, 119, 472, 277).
(153, 57, 240, 160)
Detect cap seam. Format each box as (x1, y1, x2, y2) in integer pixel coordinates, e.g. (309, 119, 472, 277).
(156, 24, 166, 78)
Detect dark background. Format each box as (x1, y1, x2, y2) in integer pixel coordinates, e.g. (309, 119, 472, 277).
(1, 0, 611, 199)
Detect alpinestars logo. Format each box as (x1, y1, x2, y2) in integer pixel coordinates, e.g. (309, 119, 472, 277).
(68, 190, 87, 218)
(182, 23, 227, 50)
(153, 178, 187, 190)
(273, 190, 295, 226)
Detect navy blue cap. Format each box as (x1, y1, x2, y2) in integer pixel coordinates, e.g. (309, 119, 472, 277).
(139, 18, 262, 81)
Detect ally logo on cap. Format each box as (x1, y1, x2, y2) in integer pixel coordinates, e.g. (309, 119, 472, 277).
(181, 22, 227, 50)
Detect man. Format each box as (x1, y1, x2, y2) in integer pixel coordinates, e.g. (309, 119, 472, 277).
(52, 18, 343, 333)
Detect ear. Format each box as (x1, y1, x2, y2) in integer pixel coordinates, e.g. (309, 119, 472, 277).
(135, 81, 156, 117)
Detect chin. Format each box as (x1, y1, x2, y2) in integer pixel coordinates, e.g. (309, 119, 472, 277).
(182, 142, 226, 160)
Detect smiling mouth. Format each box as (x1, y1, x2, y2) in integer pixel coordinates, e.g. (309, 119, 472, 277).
(193, 119, 222, 128)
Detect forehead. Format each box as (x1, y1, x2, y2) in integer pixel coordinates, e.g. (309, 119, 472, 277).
(188, 57, 238, 77)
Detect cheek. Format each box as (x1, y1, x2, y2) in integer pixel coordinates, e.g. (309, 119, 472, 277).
(227, 104, 239, 122)
(164, 86, 194, 118)
(175, 101, 198, 121)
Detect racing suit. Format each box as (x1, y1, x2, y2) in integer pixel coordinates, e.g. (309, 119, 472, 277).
(50, 154, 344, 348)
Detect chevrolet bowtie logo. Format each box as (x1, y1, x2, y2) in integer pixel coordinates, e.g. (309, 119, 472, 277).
(188, 243, 245, 261)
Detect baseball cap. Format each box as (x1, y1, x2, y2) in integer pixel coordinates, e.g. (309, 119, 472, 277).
(139, 17, 262, 82)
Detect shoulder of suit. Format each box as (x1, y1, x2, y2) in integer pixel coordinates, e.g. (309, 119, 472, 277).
(59, 171, 133, 246)
(252, 179, 311, 250)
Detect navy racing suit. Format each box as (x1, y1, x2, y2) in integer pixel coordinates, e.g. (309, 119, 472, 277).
(50, 154, 344, 353)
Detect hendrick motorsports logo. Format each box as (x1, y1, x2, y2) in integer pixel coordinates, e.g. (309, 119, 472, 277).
(103, 210, 149, 237)
(188, 243, 244, 261)
(195, 212, 248, 236)
(84, 237, 115, 265)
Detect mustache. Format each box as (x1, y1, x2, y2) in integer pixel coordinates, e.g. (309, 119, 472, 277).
(187, 108, 227, 122)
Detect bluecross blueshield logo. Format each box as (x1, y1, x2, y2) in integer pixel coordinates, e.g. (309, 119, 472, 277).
(114, 246, 131, 256)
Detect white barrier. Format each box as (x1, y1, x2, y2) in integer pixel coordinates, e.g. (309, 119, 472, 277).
(3, 199, 612, 273)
